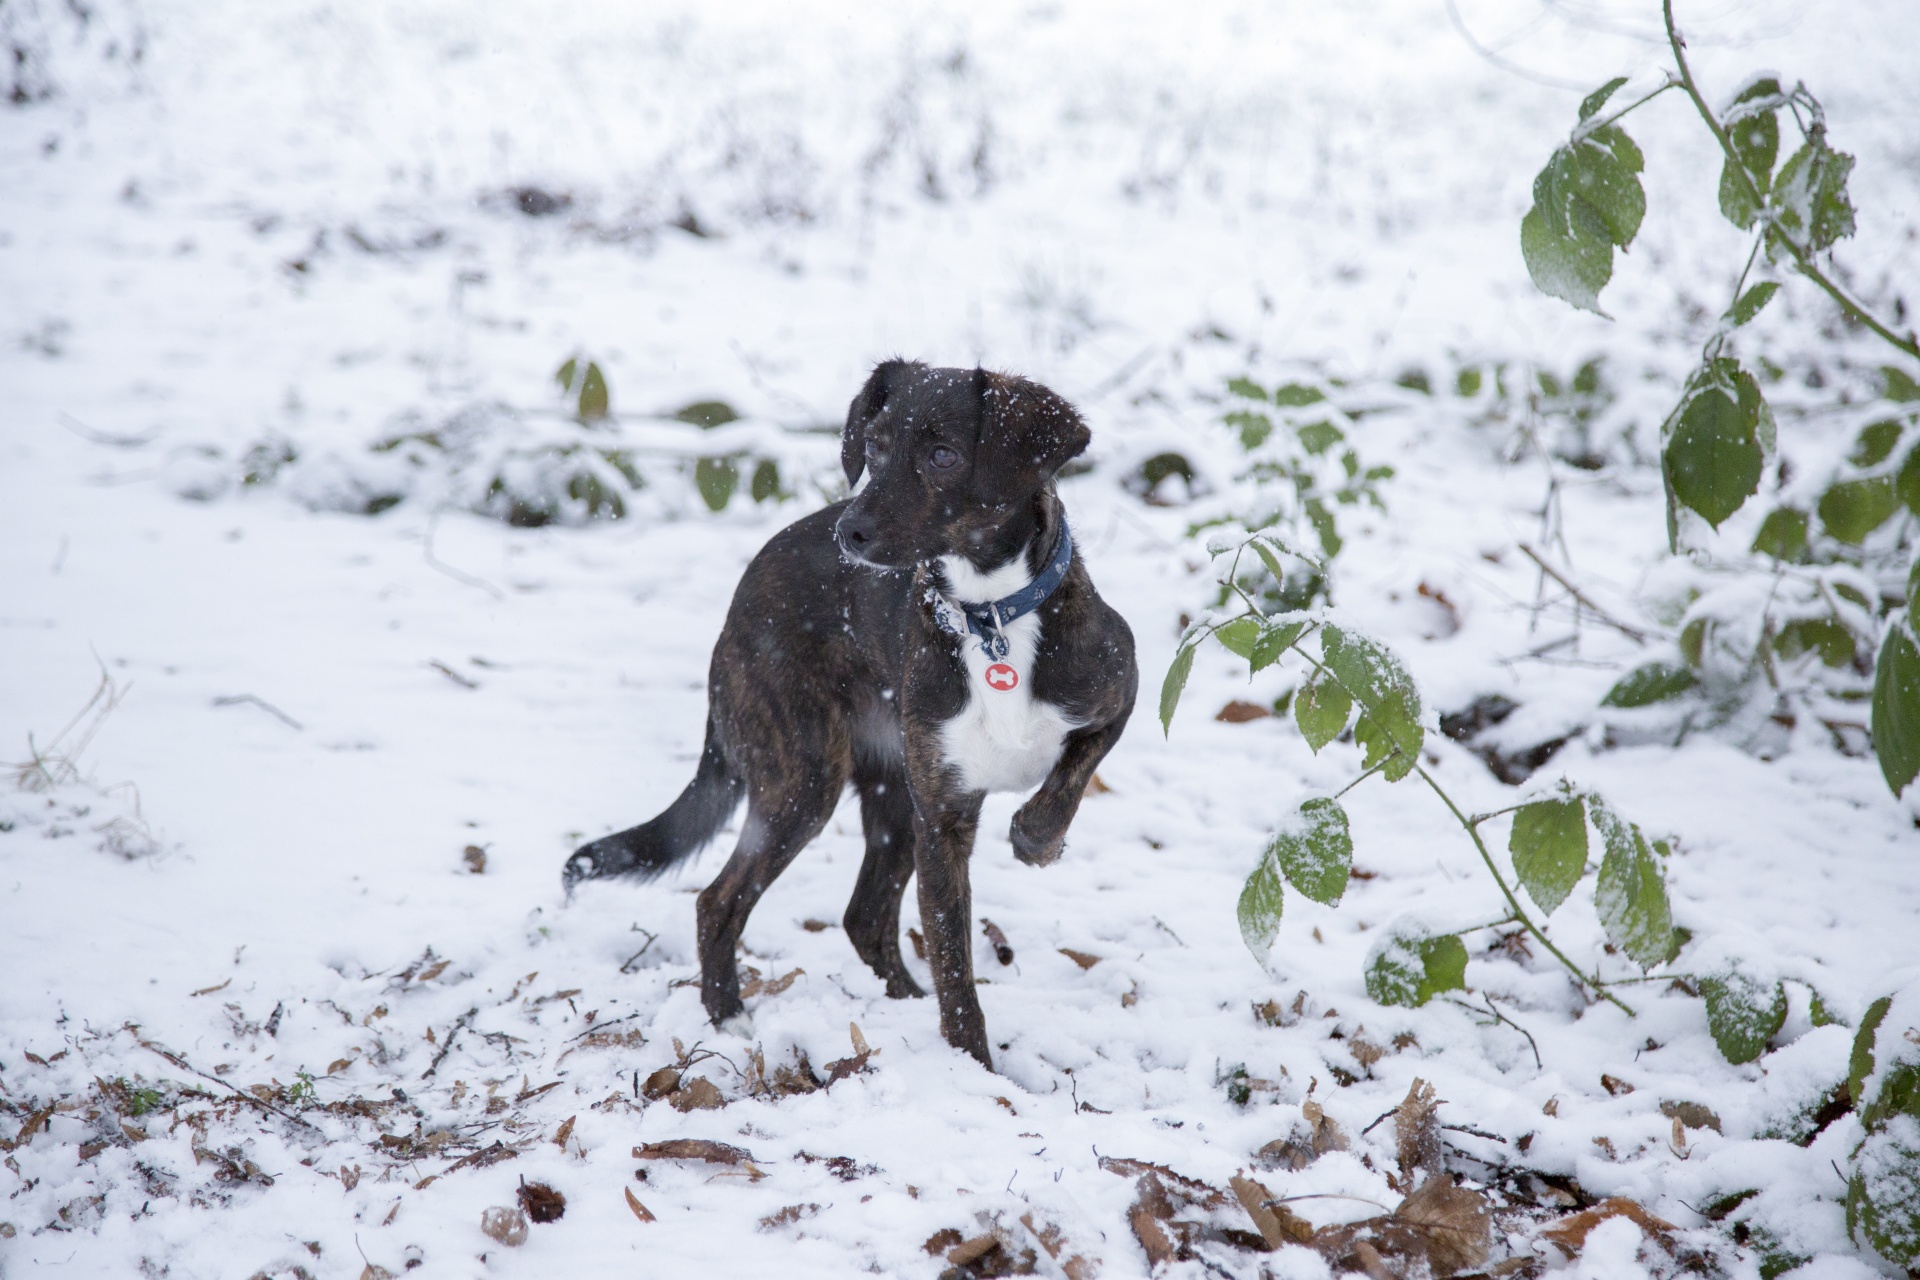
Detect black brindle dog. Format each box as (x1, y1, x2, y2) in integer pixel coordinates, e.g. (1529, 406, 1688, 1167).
(563, 360, 1136, 1068)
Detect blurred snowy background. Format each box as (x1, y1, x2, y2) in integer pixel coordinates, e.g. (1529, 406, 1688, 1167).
(3, 1, 1918, 1276)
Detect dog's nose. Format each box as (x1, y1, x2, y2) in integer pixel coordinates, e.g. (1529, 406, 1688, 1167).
(836, 510, 877, 555)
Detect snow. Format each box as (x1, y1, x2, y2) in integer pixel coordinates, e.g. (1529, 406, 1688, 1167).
(4, 0, 1920, 1275)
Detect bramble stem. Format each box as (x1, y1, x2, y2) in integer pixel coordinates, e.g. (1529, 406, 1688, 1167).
(1662, 0, 1920, 362)
(1416, 764, 1637, 1016)
(1574, 78, 1679, 140)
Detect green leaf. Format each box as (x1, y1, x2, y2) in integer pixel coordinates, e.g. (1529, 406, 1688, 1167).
(1819, 477, 1898, 544)
(1248, 537, 1292, 587)
(1852, 419, 1904, 467)
(1321, 626, 1424, 780)
(1774, 617, 1856, 669)
(1272, 384, 1325, 408)
(1664, 359, 1769, 527)
(1578, 76, 1629, 122)
(1365, 924, 1469, 1009)
(1900, 447, 1920, 517)
(1679, 617, 1710, 668)
(749, 458, 782, 503)
(1214, 616, 1262, 659)
(1227, 410, 1273, 450)
(1809, 990, 1843, 1028)
(1701, 966, 1788, 1064)
(693, 456, 737, 511)
(555, 357, 578, 390)
(1509, 796, 1588, 917)
(1521, 120, 1646, 314)
(1455, 367, 1483, 397)
(1849, 995, 1893, 1109)
(1250, 619, 1307, 673)
(1294, 674, 1352, 753)
(1717, 79, 1783, 229)
(1590, 800, 1674, 971)
(1227, 376, 1268, 402)
(1296, 420, 1344, 456)
(1304, 498, 1342, 560)
(1725, 281, 1780, 329)
(1846, 1128, 1920, 1268)
(675, 400, 740, 428)
(1160, 635, 1200, 736)
(1872, 623, 1920, 797)
(1773, 134, 1857, 253)
(1751, 507, 1809, 561)
(577, 362, 610, 422)
(1237, 853, 1286, 970)
(1601, 661, 1699, 708)
(1886, 366, 1920, 403)
(1269, 796, 1352, 906)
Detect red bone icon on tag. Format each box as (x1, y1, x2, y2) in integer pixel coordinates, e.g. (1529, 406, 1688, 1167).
(984, 662, 1019, 691)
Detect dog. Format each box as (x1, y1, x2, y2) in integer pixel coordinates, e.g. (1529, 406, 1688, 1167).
(563, 360, 1137, 1069)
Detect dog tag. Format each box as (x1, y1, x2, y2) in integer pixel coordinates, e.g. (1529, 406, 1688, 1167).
(984, 662, 1019, 692)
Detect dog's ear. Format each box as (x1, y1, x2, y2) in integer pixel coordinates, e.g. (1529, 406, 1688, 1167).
(842, 359, 919, 487)
(973, 372, 1090, 499)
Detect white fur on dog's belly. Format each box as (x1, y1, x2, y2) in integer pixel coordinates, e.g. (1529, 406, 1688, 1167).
(935, 553, 1078, 794)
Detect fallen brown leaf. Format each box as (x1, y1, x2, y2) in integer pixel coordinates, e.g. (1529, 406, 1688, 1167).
(462, 845, 487, 874)
(479, 1206, 527, 1247)
(1230, 1174, 1314, 1248)
(1084, 773, 1113, 795)
(668, 1078, 726, 1112)
(1600, 1073, 1634, 1096)
(1392, 1079, 1442, 1187)
(981, 920, 1015, 965)
(516, 1179, 566, 1223)
(948, 1234, 1001, 1266)
(1658, 1100, 1722, 1133)
(1383, 1178, 1492, 1276)
(1059, 948, 1102, 970)
(760, 1203, 819, 1230)
(190, 979, 232, 997)
(552, 1115, 576, 1149)
(1541, 1197, 1676, 1255)
(924, 1227, 964, 1255)
(640, 1067, 682, 1099)
(1216, 700, 1271, 723)
(739, 967, 804, 999)
(623, 1186, 655, 1223)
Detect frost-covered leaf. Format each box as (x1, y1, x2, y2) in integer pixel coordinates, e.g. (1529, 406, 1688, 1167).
(1818, 477, 1898, 545)
(1294, 674, 1352, 753)
(1227, 376, 1267, 402)
(1160, 634, 1200, 736)
(1249, 538, 1291, 588)
(1887, 367, 1920, 404)
(555, 357, 578, 390)
(1852, 419, 1904, 468)
(1590, 799, 1674, 970)
(1521, 122, 1645, 314)
(1249, 619, 1307, 673)
(1664, 360, 1769, 528)
(1774, 133, 1857, 253)
(1269, 796, 1352, 906)
(1701, 965, 1787, 1064)
(1872, 624, 1920, 796)
(1600, 661, 1698, 708)
(1750, 507, 1809, 561)
(1847, 1120, 1920, 1268)
(1717, 78, 1783, 229)
(1849, 995, 1893, 1110)
(1774, 617, 1856, 669)
(1365, 923, 1469, 1009)
(1577, 76, 1628, 122)
(1304, 498, 1342, 559)
(1272, 384, 1325, 408)
(1214, 615, 1262, 659)
(1725, 281, 1780, 329)
(1509, 795, 1587, 916)
(1238, 853, 1285, 969)
(1228, 410, 1273, 449)
(1321, 626, 1424, 780)
(1899, 448, 1920, 517)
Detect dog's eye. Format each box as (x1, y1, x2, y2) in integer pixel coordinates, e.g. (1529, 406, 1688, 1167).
(927, 445, 959, 470)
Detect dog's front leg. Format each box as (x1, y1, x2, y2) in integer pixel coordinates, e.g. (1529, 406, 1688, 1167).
(910, 798, 992, 1069)
(1010, 717, 1127, 867)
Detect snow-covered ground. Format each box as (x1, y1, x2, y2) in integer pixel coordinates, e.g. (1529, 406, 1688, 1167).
(3, 1, 1918, 1276)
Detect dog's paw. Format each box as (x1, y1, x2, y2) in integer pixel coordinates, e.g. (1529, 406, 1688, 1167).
(560, 846, 600, 893)
(1009, 812, 1064, 867)
(716, 1012, 755, 1040)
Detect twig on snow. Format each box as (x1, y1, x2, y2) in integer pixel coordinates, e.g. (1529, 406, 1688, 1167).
(422, 1008, 478, 1080)
(1518, 544, 1649, 644)
(212, 695, 304, 730)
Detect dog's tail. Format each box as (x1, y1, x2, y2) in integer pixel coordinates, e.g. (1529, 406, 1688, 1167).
(563, 724, 743, 893)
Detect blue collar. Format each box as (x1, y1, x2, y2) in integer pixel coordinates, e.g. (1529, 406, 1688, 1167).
(930, 519, 1074, 662)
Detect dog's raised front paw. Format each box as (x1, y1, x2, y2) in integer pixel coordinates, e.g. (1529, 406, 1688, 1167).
(560, 846, 600, 894)
(1009, 812, 1064, 867)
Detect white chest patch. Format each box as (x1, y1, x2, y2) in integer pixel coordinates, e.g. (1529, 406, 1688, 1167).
(933, 551, 1079, 795)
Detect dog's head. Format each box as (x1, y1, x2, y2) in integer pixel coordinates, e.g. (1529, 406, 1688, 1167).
(834, 360, 1089, 570)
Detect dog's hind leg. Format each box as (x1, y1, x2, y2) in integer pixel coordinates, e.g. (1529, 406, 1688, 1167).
(695, 758, 846, 1031)
(845, 764, 923, 999)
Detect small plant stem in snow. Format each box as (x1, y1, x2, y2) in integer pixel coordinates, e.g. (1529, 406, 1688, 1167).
(1663, 0, 1920, 361)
